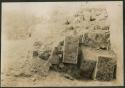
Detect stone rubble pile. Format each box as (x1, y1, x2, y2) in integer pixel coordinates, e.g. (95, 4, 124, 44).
(31, 7, 117, 81)
(48, 35, 116, 81)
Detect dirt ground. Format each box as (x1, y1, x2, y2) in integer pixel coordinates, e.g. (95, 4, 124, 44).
(1, 2, 123, 87)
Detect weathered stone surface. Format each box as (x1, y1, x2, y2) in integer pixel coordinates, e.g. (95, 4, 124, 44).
(39, 51, 50, 60)
(63, 36, 79, 64)
(95, 56, 116, 81)
(80, 60, 96, 79)
(59, 64, 81, 79)
(82, 30, 110, 50)
(49, 40, 64, 65)
(49, 47, 60, 65)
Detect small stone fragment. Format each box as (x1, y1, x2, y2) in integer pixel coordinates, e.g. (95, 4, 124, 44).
(79, 35, 84, 45)
(59, 63, 64, 69)
(65, 20, 70, 25)
(32, 78, 36, 82)
(33, 41, 42, 50)
(102, 26, 109, 30)
(33, 51, 39, 57)
(94, 25, 101, 30)
(39, 51, 50, 60)
(90, 16, 96, 21)
(59, 40, 64, 46)
(63, 73, 74, 80)
(14, 72, 32, 77)
(68, 26, 74, 30)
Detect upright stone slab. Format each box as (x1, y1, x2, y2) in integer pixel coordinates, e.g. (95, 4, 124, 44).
(63, 36, 79, 64)
(95, 56, 116, 81)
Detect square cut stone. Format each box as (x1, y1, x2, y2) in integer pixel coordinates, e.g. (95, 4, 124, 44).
(63, 36, 79, 64)
(95, 56, 116, 81)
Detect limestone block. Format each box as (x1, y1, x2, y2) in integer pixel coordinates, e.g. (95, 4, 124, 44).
(95, 56, 116, 81)
(63, 36, 79, 64)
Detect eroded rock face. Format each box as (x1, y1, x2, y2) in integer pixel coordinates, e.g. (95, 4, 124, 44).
(95, 56, 116, 81)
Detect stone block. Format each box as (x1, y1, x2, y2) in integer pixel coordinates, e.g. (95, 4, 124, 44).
(83, 31, 110, 50)
(49, 47, 60, 65)
(80, 60, 96, 79)
(63, 36, 79, 64)
(95, 56, 116, 81)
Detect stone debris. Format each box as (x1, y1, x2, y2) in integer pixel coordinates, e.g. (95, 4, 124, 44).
(33, 51, 39, 57)
(43, 34, 116, 81)
(39, 51, 50, 60)
(30, 57, 51, 77)
(14, 72, 32, 77)
(33, 41, 42, 50)
(32, 77, 36, 82)
(90, 15, 96, 21)
(95, 56, 116, 81)
(65, 20, 70, 25)
(63, 36, 79, 64)
(63, 73, 74, 80)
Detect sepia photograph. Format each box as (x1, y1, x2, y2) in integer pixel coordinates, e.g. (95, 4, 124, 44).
(1, 1, 124, 87)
